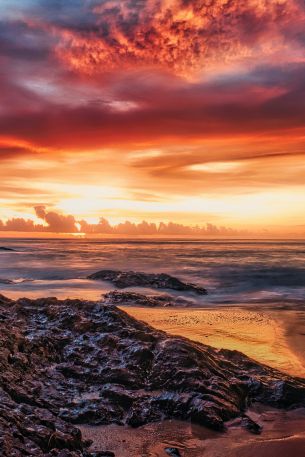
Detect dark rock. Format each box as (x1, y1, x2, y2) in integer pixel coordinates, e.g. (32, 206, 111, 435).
(102, 290, 195, 307)
(0, 296, 304, 455)
(0, 295, 12, 305)
(88, 270, 207, 295)
(0, 247, 15, 251)
(241, 415, 263, 434)
(165, 448, 181, 457)
(89, 452, 115, 457)
(98, 453, 115, 457)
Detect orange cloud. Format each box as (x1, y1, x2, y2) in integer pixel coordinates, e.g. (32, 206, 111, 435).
(52, 0, 304, 78)
(34, 205, 78, 232)
(0, 206, 245, 236)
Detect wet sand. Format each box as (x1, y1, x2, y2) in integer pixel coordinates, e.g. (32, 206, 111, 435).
(121, 305, 305, 378)
(279, 309, 305, 377)
(80, 406, 305, 457)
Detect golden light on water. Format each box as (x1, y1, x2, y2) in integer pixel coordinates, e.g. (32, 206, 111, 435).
(125, 307, 305, 378)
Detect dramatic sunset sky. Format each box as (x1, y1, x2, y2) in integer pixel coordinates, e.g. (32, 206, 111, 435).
(1, 0, 305, 235)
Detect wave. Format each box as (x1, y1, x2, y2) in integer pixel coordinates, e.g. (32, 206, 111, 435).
(0, 278, 35, 285)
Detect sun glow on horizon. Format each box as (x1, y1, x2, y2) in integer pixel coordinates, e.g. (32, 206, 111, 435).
(2, 184, 299, 232)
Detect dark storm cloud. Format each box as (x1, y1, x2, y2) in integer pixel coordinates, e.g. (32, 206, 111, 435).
(0, 20, 52, 62)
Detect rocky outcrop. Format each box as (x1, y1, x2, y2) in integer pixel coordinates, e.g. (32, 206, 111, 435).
(88, 270, 207, 295)
(0, 294, 305, 455)
(102, 290, 195, 307)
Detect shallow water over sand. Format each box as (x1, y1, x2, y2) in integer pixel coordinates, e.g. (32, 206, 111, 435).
(123, 306, 305, 378)
(80, 406, 305, 457)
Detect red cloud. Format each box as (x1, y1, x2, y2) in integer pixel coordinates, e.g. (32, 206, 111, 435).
(2, 63, 305, 151)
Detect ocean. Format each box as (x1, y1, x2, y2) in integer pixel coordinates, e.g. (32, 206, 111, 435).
(1, 238, 304, 305)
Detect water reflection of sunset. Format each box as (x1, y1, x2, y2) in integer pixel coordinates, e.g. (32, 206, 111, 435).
(125, 307, 305, 378)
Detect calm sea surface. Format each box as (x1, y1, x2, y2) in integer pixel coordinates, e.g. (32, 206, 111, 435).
(0, 238, 304, 305)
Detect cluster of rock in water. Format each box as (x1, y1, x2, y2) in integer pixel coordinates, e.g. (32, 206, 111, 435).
(102, 290, 195, 308)
(88, 270, 208, 295)
(1, 271, 305, 456)
(91, 270, 207, 308)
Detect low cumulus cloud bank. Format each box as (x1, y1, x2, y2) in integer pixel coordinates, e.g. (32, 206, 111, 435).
(0, 206, 246, 236)
(34, 206, 77, 233)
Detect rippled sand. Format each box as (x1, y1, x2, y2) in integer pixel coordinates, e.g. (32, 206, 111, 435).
(121, 306, 305, 378)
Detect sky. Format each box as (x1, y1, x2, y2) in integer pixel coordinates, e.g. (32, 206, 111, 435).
(0, 0, 305, 236)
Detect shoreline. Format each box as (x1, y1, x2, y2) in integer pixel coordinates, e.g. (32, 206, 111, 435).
(121, 304, 305, 378)
(2, 288, 305, 377)
(278, 309, 305, 378)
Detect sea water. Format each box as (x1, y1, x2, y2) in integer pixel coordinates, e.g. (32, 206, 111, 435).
(0, 238, 304, 304)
